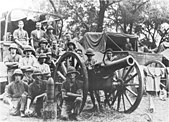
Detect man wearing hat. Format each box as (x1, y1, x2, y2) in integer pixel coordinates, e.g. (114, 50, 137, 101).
(4, 43, 22, 83)
(36, 38, 51, 56)
(67, 41, 76, 52)
(37, 53, 51, 75)
(104, 48, 117, 65)
(6, 69, 28, 117)
(22, 68, 34, 85)
(19, 45, 38, 71)
(25, 70, 47, 117)
(45, 25, 57, 46)
(61, 66, 83, 121)
(84, 48, 97, 70)
(30, 22, 46, 49)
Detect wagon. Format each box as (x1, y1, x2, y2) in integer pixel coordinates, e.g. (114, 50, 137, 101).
(54, 32, 169, 114)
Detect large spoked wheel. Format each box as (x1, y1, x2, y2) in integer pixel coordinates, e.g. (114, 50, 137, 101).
(144, 60, 168, 92)
(54, 52, 88, 114)
(109, 59, 143, 113)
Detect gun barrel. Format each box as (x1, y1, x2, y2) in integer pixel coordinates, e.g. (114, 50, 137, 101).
(103, 56, 134, 71)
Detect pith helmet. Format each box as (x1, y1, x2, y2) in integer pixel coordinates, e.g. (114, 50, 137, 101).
(105, 48, 113, 54)
(39, 38, 48, 46)
(67, 41, 76, 49)
(38, 53, 47, 59)
(12, 69, 23, 79)
(9, 43, 18, 51)
(85, 48, 95, 56)
(23, 45, 35, 54)
(32, 70, 42, 79)
(66, 66, 79, 76)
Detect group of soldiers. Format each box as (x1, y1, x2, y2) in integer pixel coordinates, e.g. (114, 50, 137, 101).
(2, 20, 117, 121)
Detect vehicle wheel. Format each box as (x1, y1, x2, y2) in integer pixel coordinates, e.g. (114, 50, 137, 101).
(54, 52, 88, 114)
(109, 59, 143, 113)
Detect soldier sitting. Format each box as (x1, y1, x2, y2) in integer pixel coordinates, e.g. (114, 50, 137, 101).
(61, 66, 83, 121)
(25, 70, 47, 117)
(36, 38, 50, 56)
(67, 41, 76, 52)
(6, 69, 28, 117)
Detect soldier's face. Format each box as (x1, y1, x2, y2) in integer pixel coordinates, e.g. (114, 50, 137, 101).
(68, 73, 76, 82)
(26, 51, 32, 57)
(10, 48, 17, 55)
(18, 22, 24, 29)
(36, 23, 41, 30)
(107, 52, 112, 59)
(15, 75, 22, 82)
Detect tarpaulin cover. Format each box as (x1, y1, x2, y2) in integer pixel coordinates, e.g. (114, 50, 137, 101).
(80, 32, 138, 53)
(80, 32, 106, 53)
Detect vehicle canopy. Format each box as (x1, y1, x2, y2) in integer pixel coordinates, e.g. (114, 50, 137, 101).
(0, 9, 63, 41)
(80, 32, 138, 53)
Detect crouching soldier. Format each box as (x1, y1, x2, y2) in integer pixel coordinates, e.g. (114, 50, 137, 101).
(61, 66, 83, 121)
(25, 70, 47, 117)
(6, 69, 28, 117)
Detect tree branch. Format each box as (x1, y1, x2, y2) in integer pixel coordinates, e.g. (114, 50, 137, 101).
(48, 0, 57, 14)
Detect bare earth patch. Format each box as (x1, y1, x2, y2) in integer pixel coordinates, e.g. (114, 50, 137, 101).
(0, 96, 169, 122)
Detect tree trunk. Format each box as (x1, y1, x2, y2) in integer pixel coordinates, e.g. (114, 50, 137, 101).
(129, 22, 133, 34)
(96, 1, 107, 32)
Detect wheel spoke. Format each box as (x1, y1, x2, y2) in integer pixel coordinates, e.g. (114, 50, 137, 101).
(57, 71, 66, 80)
(61, 62, 67, 75)
(126, 87, 138, 97)
(122, 94, 126, 111)
(123, 65, 134, 80)
(125, 83, 139, 87)
(124, 92, 133, 106)
(111, 90, 119, 106)
(117, 93, 121, 111)
(125, 73, 138, 84)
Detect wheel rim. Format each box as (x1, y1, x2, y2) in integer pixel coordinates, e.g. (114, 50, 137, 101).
(110, 60, 143, 113)
(54, 52, 88, 113)
(144, 60, 168, 91)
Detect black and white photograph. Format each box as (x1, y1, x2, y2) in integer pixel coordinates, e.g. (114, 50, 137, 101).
(0, 0, 169, 121)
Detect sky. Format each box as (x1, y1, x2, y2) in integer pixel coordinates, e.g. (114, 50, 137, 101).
(0, 0, 32, 16)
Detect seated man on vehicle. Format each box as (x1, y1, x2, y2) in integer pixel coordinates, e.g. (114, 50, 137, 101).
(61, 66, 83, 121)
(6, 69, 28, 117)
(124, 38, 133, 51)
(4, 43, 22, 83)
(25, 70, 47, 117)
(19, 45, 38, 71)
(30, 22, 46, 50)
(13, 21, 29, 50)
(36, 38, 51, 56)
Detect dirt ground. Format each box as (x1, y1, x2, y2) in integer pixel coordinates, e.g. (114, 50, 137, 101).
(0, 95, 168, 122)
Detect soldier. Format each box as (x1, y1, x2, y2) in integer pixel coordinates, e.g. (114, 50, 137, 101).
(25, 70, 47, 117)
(45, 25, 57, 46)
(6, 69, 28, 117)
(19, 45, 38, 71)
(30, 22, 46, 49)
(124, 38, 133, 51)
(4, 43, 22, 83)
(22, 69, 34, 85)
(67, 41, 76, 52)
(84, 48, 96, 70)
(104, 48, 117, 65)
(37, 53, 51, 76)
(13, 21, 29, 49)
(61, 66, 83, 121)
(50, 40, 59, 59)
(36, 38, 50, 56)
